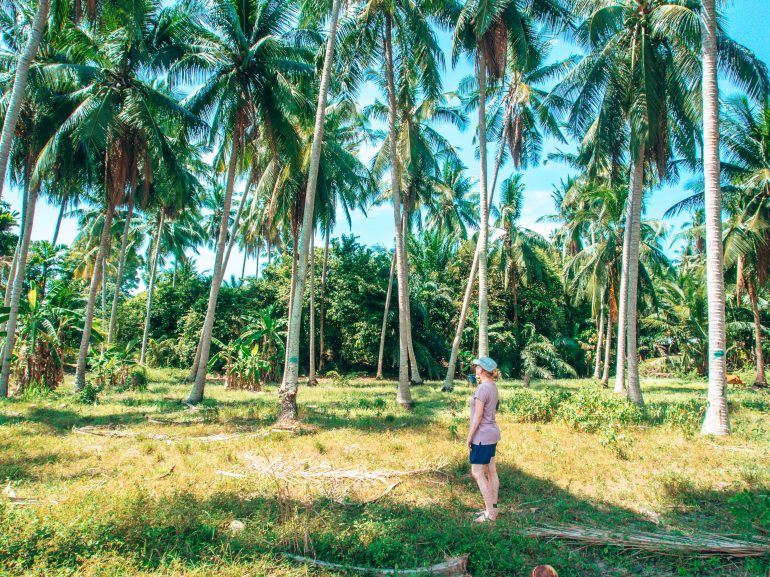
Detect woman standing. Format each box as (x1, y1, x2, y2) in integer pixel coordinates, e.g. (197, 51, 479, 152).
(467, 356, 501, 523)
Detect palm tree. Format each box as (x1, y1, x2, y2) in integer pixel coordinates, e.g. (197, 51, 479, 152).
(178, 0, 311, 404)
(700, 0, 727, 434)
(0, 0, 50, 202)
(553, 0, 763, 404)
(520, 322, 576, 386)
(494, 174, 549, 327)
(34, 0, 198, 390)
(444, 4, 570, 388)
(366, 81, 468, 384)
(720, 97, 770, 387)
(338, 0, 452, 406)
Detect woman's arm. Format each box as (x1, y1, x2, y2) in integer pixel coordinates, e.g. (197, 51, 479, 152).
(466, 398, 485, 448)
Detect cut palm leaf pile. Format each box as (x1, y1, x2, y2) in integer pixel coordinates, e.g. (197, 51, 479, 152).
(524, 524, 770, 558)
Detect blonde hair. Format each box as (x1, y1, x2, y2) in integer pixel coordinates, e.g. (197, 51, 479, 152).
(480, 368, 501, 381)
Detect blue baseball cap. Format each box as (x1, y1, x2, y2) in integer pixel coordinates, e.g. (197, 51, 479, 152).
(472, 356, 497, 372)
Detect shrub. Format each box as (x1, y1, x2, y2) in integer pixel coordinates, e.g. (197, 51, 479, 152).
(77, 382, 101, 405)
(556, 386, 643, 432)
(501, 389, 569, 423)
(662, 399, 706, 434)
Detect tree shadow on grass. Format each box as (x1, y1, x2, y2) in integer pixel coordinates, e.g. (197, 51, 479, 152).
(3, 459, 767, 577)
(0, 405, 162, 435)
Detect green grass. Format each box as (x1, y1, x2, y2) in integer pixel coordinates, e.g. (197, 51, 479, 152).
(0, 371, 768, 576)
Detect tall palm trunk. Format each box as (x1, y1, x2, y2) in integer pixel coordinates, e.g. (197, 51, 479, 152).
(308, 233, 317, 386)
(278, 0, 342, 420)
(601, 306, 612, 386)
(701, 0, 729, 435)
(594, 296, 605, 380)
(284, 226, 299, 371)
(748, 281, 766, 386)
(187, 136, 240, 403)
(108, 195, 135, 345)
(0, 180, 39, 396)
(100, 257, 107, 353)
(140, 211, 165, 365)
(401, 214, 422, 384)
(376, 250, 396, 380)
(443, 111, 509, 391)
(4, 213, 23, 314)
(74, 203, 115, 390)
(383, 17, 412, 407)
(0, 0, 50, 202)
(318, 232, 329, 372)
(625, 145, 645, 406)
(614, 165, 636, 395)
(476, 50, 490, 358)
(240, 249, 247, 282)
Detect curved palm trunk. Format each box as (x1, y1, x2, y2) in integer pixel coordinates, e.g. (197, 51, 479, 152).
(240, 249, 247, 282)
(318, 232, 329, 372)
(376, 250, 396, 380)
(187, 137, 239, 403)
(108, 195, 135, 345)
(52, 198, 66, 246)
(443, 249, 479, 391)
(308, 233, 317, 386)
(748, 281, 766, 386)
(0, 181, 39, 396)
(0, 0, 50, 202)
(255, 239, 261, 279)
(383, 17, 412, 408)
(74, 203, 115, 390)
(278, 0, 342, 420)
(187, 330, 203, 381)
(140, 211, 165, 365)
(601, 307, 613, 386)
(442, 112, 509, 391)
(222, 183, 251, 274)
(594, 296, 605, 380)
(477, 51, 490, 358)
(625, 145, 645, 405)
(701, 0, 729, 435)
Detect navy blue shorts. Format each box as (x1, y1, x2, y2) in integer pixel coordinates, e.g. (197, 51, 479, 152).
(469, 443, 497, 465)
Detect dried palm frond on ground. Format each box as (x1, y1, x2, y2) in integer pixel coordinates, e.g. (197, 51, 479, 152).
(523, 524, 770, 558)
(283, 553, 468, 576)
(230, 454, 447, 502)
(241, 453, 446, 483)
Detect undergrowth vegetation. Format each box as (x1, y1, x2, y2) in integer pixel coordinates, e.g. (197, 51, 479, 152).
(0, 372, 768, 576)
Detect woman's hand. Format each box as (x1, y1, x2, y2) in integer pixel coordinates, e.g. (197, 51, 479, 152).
(466, 436, 473, 449)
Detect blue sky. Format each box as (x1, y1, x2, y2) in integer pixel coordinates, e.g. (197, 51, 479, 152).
(8, 0, 770, 280)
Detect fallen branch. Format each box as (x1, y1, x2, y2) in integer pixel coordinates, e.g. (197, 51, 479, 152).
(523, 524, 770, 558)
(155, 465, 176, 479)
(363, 481, 402, 504)
(73, 425, 170, 442)
(283, 553, 468, 576)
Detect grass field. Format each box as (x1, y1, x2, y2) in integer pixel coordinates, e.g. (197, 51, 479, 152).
(0, 371, 768, 577)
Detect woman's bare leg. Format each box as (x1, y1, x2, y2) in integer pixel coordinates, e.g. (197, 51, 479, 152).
(486, 459, 499, 517)
(471, 464, 497, 520)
